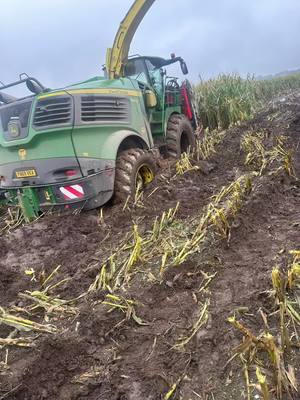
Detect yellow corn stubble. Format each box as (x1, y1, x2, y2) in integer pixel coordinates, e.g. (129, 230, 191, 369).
(256, 367, 270, 400)
(0, 307, 56, 333)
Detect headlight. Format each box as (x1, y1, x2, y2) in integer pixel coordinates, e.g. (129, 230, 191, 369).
(8, 118, 21, 138)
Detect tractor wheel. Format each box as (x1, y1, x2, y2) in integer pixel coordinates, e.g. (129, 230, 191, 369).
(166, 114, 195, 158)
(114, 148, 156, 203)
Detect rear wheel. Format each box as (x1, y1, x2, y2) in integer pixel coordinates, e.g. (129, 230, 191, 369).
(166, 114, 195, 158)
(114, 148, 156, 203)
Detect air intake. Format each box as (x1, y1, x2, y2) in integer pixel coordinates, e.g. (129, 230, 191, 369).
(33, 96, 72, 128)
(81, 96, 130, 123)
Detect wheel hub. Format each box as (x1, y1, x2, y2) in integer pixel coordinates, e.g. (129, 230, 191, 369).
(136, 164, 154, 189)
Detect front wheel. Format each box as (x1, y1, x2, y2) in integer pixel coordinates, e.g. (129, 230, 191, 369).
(114, 148, 156, 203)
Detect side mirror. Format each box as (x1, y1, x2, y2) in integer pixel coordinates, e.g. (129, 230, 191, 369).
(26, 79, 44, 94)
(180, 60, 189, 75)
(145, 90, 157, 108)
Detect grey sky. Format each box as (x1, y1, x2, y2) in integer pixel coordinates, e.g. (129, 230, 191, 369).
(1, 0, 299, 91)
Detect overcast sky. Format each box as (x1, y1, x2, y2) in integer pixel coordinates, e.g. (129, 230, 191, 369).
(1, 0, 299, 91)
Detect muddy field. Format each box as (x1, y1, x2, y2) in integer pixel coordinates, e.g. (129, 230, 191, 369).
(0, 92, 300, 400)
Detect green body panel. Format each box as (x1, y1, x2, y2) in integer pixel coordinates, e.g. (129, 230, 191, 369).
(0, 57, 188, 220)
(71, 93, 153, 161)
(149, 107, 180, 137)
(0, 126, 75, 163)
(0, 77, 154, 164)
(72, 128, 147, 160)
(0, 74, 182, 165)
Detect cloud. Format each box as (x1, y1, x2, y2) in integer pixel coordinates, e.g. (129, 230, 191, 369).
(0, 0, 299, 90)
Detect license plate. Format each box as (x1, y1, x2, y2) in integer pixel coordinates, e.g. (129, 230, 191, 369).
(15, 169, 37, 178)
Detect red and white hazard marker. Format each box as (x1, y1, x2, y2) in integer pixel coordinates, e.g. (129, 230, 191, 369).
(59, 184, 84, 200)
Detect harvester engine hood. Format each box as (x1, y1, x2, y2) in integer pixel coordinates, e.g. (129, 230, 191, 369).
(0, 79, 83, 189)
(0, 77, 122, 214)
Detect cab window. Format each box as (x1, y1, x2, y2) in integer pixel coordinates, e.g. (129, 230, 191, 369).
(124, 59, 149, 86)
(145, 60, 163, 94)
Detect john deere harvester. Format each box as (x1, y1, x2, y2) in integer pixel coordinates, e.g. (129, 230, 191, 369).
(0, 0, 198, 221)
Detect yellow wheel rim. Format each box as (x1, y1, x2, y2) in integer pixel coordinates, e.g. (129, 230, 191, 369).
(135, 164, 154, 189)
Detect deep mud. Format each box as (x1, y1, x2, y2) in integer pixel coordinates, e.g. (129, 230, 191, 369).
(0, 91, 300, 400)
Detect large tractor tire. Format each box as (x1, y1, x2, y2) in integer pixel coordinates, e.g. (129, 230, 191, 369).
(114, 148, 156, 203)
(166, 114, 196, 158)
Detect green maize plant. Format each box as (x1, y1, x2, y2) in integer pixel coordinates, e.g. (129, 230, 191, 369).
(195, 74, 257, 131)
(195, 73, 300, 131)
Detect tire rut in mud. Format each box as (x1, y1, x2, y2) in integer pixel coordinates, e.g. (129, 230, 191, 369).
(0, 91, 300, 400)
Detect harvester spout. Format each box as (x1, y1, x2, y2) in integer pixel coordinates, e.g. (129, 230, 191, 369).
(106, 0, 155, 79)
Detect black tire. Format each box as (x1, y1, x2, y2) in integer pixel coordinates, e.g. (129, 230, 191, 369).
(114, 148, 156, 203)
(166, 114, 196, 158)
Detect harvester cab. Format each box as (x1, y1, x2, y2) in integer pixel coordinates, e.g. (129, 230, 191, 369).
(123, 54, 198, 139)
(0, 0, 199, 221)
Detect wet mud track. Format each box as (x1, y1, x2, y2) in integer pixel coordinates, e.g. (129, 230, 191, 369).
(0, 92, 300, 399)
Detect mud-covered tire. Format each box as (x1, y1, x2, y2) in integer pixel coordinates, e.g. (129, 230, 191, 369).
(114, 148, 156, 203)
(166, 114, 196, 158)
